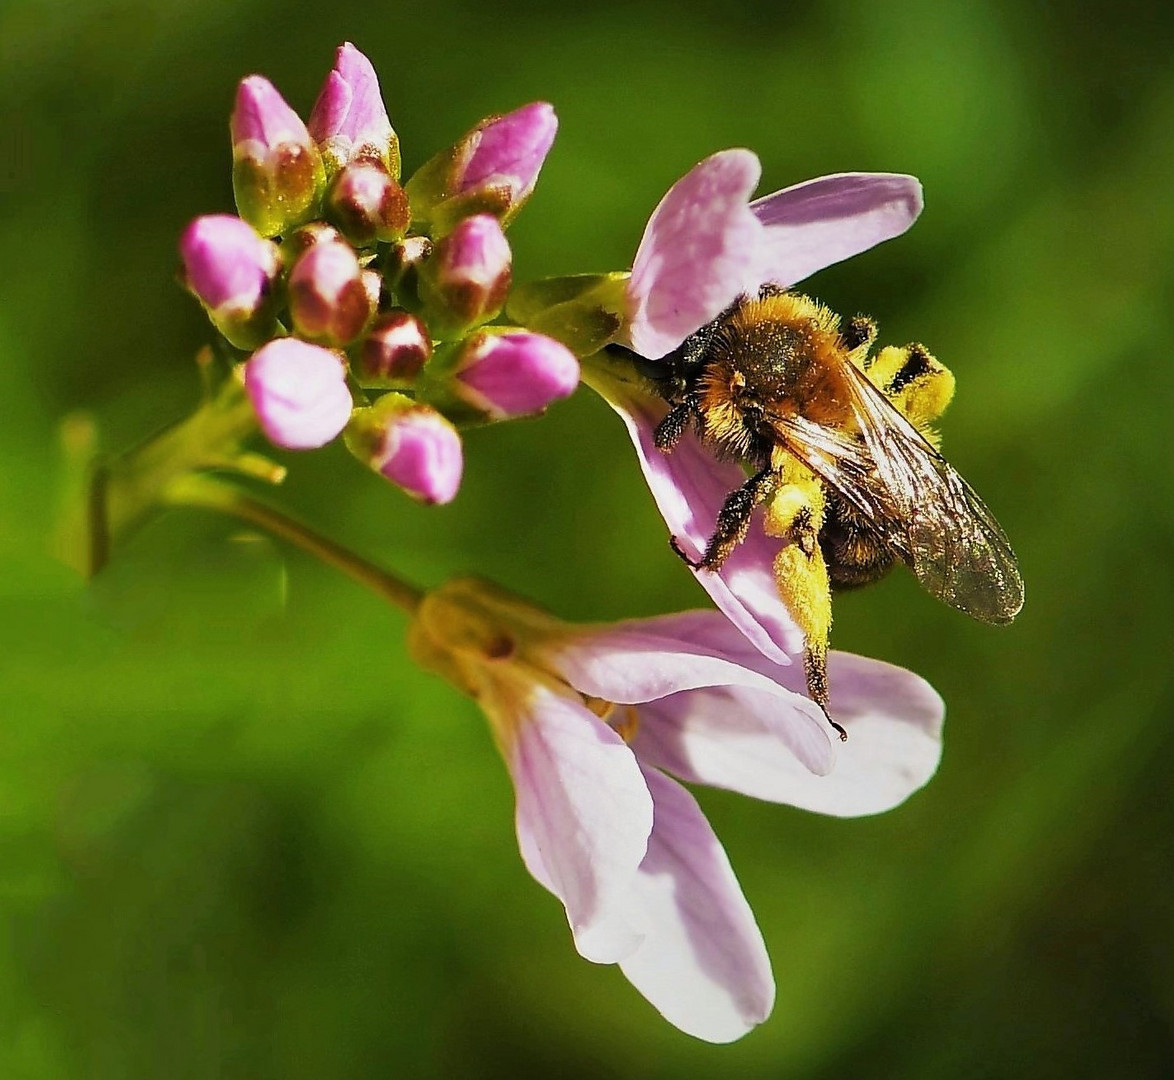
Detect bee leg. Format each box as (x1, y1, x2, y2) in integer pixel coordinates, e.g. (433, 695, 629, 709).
(764, 476, 846, 740)
(866, 344, 955, 434)
(653, 397, 699, 452)
(696, 466, 777, 571)
(842, 315, 878, 359)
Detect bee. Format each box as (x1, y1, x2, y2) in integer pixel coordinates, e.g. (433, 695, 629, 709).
(629, 286, 1024, 739)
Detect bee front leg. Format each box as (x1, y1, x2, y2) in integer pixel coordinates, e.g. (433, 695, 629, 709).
(653, 397, 700, 452)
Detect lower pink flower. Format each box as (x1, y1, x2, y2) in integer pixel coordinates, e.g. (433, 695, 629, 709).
(410, 578, 943, 1042)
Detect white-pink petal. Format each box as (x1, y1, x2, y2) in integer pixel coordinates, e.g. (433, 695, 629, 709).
(626, 149, 765, 360)
(551, 616, 834, 777)
(244, 339, 353, 450)
(635, 648, 943, 817)
(751, 172, 923, 288)
(591, 368, 807, 665)
(506, 683, 654, 964)
(617, 766, 774, 1043)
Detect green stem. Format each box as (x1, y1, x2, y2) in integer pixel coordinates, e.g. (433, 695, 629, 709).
(83, 370, 259, 576)
(164, 473, 424, 614)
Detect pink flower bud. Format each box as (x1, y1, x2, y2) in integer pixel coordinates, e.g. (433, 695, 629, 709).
(417, 214, 511, 338)
(287, 239, 373, 346)
(179, 214, 279, 348)
(453, 331, 580, 420)
(308, 42, 400, 177)
(384, 235, 433, 289)
(281, 222, 345, 266)
(325, 161, 410, 246)
(403, 102, 557, 233)
(356, 311, 432, 387)
(459, 102, 558, 205)
(347, 396, 463, 504)
(231, 76, 326, 237)
(244, 339, 353, 450)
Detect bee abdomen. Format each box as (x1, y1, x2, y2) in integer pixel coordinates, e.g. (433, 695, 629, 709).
(820, 498, 898, 590)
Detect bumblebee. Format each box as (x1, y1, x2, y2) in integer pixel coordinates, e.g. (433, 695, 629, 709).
(635, 286, 1024, 739)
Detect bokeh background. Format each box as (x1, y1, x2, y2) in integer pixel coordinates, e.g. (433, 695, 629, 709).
(2, 0, 1173, 1076)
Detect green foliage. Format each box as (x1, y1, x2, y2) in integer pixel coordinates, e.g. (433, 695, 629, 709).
(2, 0, 1172, 1076)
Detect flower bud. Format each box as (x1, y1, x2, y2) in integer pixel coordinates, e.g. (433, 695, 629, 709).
(231, 76, 326, 237)
(281, 222, 344, 268)
(355, 311, 432, 387)
(325, 161, 410, 246)
(179, 214, 280, 349)
(446, 330, 580, 420)
(244, 339, 353, 450)
(308, 42, 400, 179)
(346, 395, 463, 504)
(383, 235, 433, 291)
(288, 239, 373, 346)
(404, 102, 557, 234)
(416, 215, 511, 339)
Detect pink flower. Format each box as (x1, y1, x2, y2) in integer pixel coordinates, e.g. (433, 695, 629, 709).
(458, 102, 558, 206)
(346, 396, 464, 505)
(404, 102, 558, 233)
(243, 338, 353, 450)
(411, 578, 943, 1042)
(588, 153, 924, 664)
(230, 76, 325, 237)
(308, 42, 399, 176)
(287, 239, 373, 346)
(178, 214, 279, 349)
(451, 330, 580, 420)
(416, 214, 512, 338)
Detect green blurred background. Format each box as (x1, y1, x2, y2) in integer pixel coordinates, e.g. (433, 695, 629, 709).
(2, 0, 1173, 1075)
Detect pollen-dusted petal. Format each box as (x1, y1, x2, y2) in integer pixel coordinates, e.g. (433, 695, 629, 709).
(634, 628, 944, 816)
(244, 339, 353, 450)
(626, 149, 765, 360)
(501, 680, 654, 964)
(751, 172, 923, 288)
(584, 364, 807, 666)
(618, 765, 774, 1043)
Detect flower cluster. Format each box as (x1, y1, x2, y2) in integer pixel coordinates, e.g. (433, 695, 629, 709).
(179, 43, 576, 504)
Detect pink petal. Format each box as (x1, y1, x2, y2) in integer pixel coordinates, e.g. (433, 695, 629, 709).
(460, 102, 558, 200)
(504, 682, 654, 964)
(626, 149, 765, 359)
(587, 366, 806, 666)
(617, 766, 774, 1043)
(751, 172, 923, 287)
(634, 633, 944, 817)
(244, 339, 353, 450)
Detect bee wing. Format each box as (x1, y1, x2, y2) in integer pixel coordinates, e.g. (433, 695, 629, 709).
(767, 361, 1024, 625)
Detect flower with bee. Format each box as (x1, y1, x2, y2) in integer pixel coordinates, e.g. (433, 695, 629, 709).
(515, 149, 1023, 736)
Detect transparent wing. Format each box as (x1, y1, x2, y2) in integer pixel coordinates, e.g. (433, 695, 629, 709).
(767, 361, 1024, 625)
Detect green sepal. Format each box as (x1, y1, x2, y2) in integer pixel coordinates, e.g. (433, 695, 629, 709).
(505, 272, 630, 357)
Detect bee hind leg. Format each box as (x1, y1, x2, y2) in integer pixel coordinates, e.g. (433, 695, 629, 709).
(763, 474, 846, 740)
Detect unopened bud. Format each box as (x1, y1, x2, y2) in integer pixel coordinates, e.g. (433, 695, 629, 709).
(383, 235, 433, 292)
(346, 395, 463, 505)
(179, 214, 279, 349)
(288, 240, 373, 346)
(404, 102, 557, 234)
(308, 42, 400, 178)
(325, 161, 410, 246)
(244, 338, 353, 450)
(281, 222, 345, 268)
(446, 330, 580, 420)
(231, 76, 326, 237)
(416, 214, 511, 339)
(356, 311, 432, 387)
